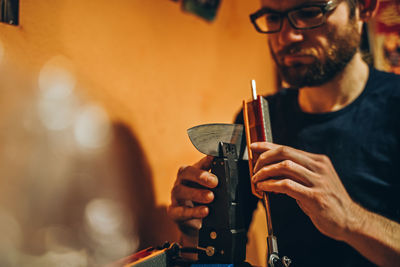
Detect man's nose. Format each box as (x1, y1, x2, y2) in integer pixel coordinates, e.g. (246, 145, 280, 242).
(278, 17, 304, 46)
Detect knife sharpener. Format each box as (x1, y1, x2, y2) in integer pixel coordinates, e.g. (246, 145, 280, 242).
(197, 142, 247, 264)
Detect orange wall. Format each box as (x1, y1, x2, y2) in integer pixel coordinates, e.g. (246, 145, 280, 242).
(0, 0, 275, 265)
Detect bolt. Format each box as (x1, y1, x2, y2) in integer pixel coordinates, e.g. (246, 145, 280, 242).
(206, 246, 215, 257)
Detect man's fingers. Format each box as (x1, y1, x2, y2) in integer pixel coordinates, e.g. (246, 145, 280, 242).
(172, 184, 214, 204)
(251, 142, 322, 173)
(256, 178, 311, 202)
(252, 142, 324, 161)
(177, 164, 218, 188)
(250, 142, 280, 152)
(193, 155, 214, 170)
(252, 160, 315, 187)
(167, 205, 209, 222)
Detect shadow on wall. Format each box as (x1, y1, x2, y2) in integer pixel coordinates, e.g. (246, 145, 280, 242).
(111, 122, 179, 250)
(0, 87, 178, 266)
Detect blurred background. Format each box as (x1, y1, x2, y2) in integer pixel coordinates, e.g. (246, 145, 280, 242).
(2, 0, 398, 266)
(0, 0, 277, 266)
(0, 0, 400, 267)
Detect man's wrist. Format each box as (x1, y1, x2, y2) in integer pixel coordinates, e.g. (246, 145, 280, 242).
(337, 201, 400, 266)
(342, 201, 368, 243)
(179, 233, 199, 260)
(178, 223, 199, 247)
(179, 232, 198, 247)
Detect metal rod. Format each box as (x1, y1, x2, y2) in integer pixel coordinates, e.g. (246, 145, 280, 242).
(263, 193, 274, 237)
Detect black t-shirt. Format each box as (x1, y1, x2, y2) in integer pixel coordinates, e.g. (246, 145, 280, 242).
(236, 68, 400, 267)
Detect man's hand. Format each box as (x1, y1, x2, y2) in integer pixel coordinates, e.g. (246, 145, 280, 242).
(251, 141, 356, 241)
(167, 156, 218, 245)
(251, 141, 400, 266)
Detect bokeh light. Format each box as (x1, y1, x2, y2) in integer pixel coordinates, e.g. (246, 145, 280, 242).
(74, 105, 112, 149)
(85, 198, 127, 236)
(84, 198, 138, 263)
(38, 55, 76, 98)
(0, 53, 138, 266)
(37, 56, 78, 131)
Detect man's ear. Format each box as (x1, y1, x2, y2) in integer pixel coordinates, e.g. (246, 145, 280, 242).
(358, 0, 379, 21)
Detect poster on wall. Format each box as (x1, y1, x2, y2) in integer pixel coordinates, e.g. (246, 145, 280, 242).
(368, 0, 400, 74)
(182, 0, 221, 21)
(0, 0, 19, 25)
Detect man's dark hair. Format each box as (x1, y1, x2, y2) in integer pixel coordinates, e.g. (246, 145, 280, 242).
(345, 0, 373, 65)
(346, 0, 358, 17)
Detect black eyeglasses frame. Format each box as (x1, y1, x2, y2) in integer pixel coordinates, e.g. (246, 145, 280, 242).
(249, 0, 339, 34)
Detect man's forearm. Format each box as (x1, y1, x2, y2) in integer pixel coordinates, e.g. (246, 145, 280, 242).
(344, 203, 400, 267)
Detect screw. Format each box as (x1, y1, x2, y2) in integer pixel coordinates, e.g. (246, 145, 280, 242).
(210, 231, 217, 239)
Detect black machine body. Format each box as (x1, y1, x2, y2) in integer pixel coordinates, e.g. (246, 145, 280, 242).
(198, 142, 248, 264)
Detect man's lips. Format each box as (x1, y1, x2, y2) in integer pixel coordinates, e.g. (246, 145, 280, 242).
(282, 54, 315, 66)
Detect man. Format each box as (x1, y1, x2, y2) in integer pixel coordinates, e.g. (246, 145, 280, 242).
(168, 0, 400, 266)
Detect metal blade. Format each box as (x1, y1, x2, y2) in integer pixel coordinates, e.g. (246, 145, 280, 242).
(187, 123, 248, 160)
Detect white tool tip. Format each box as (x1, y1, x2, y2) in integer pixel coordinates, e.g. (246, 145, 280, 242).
(251, 79, 257, 100)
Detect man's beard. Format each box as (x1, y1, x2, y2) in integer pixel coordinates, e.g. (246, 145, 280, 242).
(270, 22, 361, 88)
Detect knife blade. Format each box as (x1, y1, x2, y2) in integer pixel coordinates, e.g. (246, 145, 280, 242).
(187, 123, 248, 160)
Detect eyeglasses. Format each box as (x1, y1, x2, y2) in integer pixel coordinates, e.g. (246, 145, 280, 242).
(250, 0, 340, 34)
